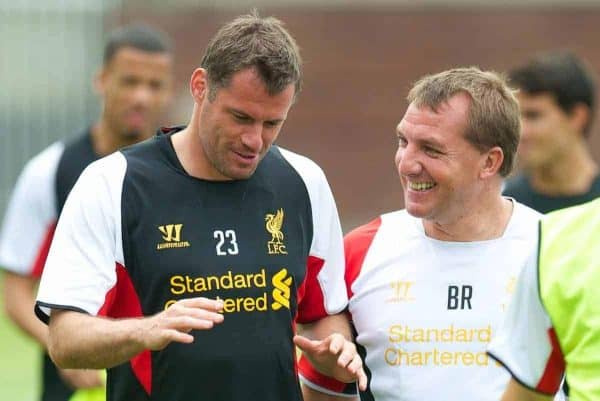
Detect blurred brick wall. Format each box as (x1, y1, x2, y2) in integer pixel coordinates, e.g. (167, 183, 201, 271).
(113, 8, 600, 231)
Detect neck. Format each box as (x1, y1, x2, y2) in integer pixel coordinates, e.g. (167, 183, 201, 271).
(422, 190, 513, 242)
(91, 119, 142, 156)
(170, 105, 220, 180)
(529, 142, 598, 196)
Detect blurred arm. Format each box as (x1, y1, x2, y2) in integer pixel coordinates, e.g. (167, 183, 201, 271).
(3, 271, 48, 345)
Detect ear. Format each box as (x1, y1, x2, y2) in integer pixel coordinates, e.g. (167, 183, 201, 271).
(190, 68, 208, 103)
(93, 67, 106, 96)
(479, 146, 504, 180)
(568, 103, 590, 136)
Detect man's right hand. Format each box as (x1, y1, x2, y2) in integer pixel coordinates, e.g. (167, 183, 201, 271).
(48, 297, 225, 369)
(139, 297, 225, 350)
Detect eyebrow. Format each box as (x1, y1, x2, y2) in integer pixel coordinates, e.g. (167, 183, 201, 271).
(396, 129, 445, 149)
(228, 107, 284, 124)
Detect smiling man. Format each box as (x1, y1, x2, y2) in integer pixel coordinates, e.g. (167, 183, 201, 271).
(32, 12, 365, 401)
(299, 67, 561, 401)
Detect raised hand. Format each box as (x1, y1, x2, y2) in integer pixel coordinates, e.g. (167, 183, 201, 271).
(294, 333, 367, 391)
(140, 297, 224, 350)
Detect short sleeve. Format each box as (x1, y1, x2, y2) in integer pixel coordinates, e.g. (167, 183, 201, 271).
(0, 142, 63, 276)
(279, 148, 347, 323)
(487, 243, 565, 395)
(35, 152, 127, 323)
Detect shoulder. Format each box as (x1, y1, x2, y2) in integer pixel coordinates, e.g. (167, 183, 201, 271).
(544, 197, 600, 233)
(512, 200, 543, 221)
(345, 210, 410, 253)
(275, 147, 327, 183)
(21, 141, 65, 180)
(79, 151, 128, 184)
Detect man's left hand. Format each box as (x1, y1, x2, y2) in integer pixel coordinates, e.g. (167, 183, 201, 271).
(294, 333, 367, 391)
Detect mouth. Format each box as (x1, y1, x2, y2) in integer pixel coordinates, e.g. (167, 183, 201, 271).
(124, 111, 147, 128)
(407, 181, 436, 192)
(232, 150, 259, 164)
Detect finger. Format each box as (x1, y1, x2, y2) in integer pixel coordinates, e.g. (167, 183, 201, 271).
(165, 316, 219, 331)
(336, 342, 357, 368)
(164, 329, 195, 344)
(293, 335, 322, 353)
(178, 297, 224, 311)
(346, 354, 363, 375)
(357, 367, 368, 391)
(175, 306, 224, 323)
(328, 334, 346, 355)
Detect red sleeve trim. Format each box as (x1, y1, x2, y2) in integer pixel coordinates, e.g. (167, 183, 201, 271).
(296, 256, 327, 324)
(298, 354, 349, 393)
(344, 217, 382, 298)
(98, 263, 152, 395)
(536, 328, 566, 393)
(30, 222, 57, 278)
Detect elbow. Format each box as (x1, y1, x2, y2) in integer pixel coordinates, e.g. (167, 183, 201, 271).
(47, 333, 72, 368)
(47, 314, 79, 368)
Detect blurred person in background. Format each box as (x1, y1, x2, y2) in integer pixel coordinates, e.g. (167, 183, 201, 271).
(504, 51, 600, 213)
(0, 24, 174, 401)
(33, 12, 365, 401)
(504, 50, 600, 398)
(299, 67, 563, 401)
(489, 196, 600, 401)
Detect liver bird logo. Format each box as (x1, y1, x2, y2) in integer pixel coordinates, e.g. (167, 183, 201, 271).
(265, 209, 285, 243)
(265, 209, 287, 255)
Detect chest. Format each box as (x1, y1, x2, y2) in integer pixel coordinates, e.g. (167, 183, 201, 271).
(120, 173, 313, 314)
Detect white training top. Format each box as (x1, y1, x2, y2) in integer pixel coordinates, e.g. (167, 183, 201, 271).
(301, 201, 547, 401)
(0, 142, 63, 275)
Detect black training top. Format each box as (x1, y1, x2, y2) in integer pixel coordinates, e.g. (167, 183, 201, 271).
(35, 128, 347, 401)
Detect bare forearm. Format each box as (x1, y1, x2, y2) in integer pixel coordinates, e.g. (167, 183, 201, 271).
(48, 310, 147, 369)
(3, 272, 48, 346)
(48, 297, 224, 370)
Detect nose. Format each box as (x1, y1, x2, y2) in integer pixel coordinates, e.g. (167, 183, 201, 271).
(132, 84, 153, 107)
(396, 145, 422, 177)
(240, 123, 263, 153)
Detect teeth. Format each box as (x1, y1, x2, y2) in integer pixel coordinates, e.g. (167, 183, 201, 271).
(408, 182, 435, 191)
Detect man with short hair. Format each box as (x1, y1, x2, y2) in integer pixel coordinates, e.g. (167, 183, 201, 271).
(34, 12, 365, 401)
(299, 67, 552, 401)
(0, 24, 174, 401)
(504, 51, 600, 212)
(489, 197, 600, 401)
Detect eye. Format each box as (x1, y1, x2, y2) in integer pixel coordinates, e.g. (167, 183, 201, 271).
(149, 80, 164, 91)
(120, 76, 140, 87)
(233, 113, 252, 123)
(397, 136, 407, 147)
(264, 120, 281, 128)
(424, 146, 441, 157)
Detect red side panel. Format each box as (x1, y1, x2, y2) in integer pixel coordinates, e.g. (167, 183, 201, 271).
(298, 354, 348, 392)
(30, 222, 57, 278)
(98, 263, 152, 395)
(344, 217, 382, 298)
(296, 256, 326, 324)
(536, 328, 566, 394)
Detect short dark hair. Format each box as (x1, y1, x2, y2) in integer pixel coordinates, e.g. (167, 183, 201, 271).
(408, 67, 521, 177)
(104, 24, 172, 64)
(509, 52, 596, 136)
(200, 11, 302, 101)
